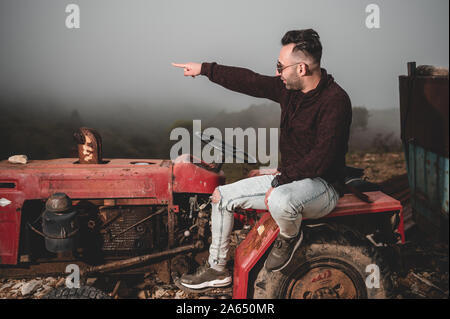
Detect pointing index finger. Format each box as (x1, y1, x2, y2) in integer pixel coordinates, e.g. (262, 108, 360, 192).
(172, 63, 187, 68)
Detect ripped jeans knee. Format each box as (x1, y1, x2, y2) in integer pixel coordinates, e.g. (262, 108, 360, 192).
(211, 187, 221, 204)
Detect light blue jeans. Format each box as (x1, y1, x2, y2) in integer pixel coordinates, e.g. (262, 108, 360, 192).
(208, 174, 340, 269)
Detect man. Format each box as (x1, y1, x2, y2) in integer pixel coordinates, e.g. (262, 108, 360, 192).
(172, 29, 352, 290)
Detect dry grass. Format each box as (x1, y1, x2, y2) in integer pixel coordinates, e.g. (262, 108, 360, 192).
(346, 151, 407, 183)
(220, 151, 407, 185)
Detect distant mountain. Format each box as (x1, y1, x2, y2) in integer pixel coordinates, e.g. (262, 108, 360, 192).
(0, 94, 402, 162)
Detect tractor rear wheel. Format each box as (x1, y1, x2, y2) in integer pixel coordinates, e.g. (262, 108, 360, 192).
(251, 223, 394, 299)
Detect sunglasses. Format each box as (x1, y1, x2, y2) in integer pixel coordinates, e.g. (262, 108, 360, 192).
(276, 60, 303, 74)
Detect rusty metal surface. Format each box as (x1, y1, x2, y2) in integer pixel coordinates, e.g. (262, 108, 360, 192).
(108, 207, 166, 241)
(81, 241, 203, 276)
(404, 143, 449, 225)
(167, 207, 175, 248)
(399, 64, 449, 237)
(74, 127, 103, 164)
(379, 174, 415, 231)
(0, 158, 173, 265)
(97, 206, 161, 254)
(287, 267, 357, 299)
(0, 250, 196, 280)
(0, 260, 91, 279)
(0, 158, 173, 200)
(172, 158, 225, 194)
(399, 72, 449, 158)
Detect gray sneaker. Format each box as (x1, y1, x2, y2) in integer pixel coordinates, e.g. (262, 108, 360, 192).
(265, 230, 304, 272)
(180, 262, 232, 289)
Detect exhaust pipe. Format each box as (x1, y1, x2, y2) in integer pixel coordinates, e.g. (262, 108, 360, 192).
(74, 127, 103, 164)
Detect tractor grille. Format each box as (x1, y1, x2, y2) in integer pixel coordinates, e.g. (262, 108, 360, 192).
(100, 206, 160, 256)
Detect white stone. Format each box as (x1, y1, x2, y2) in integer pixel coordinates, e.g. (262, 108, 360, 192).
(8, 155, 28, 164)
(11, 281, 25, 290)
(20, 280, 41, 296)
(0, 198, 12, 207)
(0, 282, 14, 292)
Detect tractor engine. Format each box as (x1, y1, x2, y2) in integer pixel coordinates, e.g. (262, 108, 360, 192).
(84, 195, 211, 257)
(23, 193, 212, 264)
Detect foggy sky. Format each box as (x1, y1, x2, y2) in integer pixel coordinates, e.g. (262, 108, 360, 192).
(0, 0, 448, 112)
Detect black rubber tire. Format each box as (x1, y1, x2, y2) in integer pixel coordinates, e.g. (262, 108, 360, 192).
(251, 223, 394, 299)
(42, 285, 112, 299)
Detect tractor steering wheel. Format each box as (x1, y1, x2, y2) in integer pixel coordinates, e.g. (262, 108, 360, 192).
(194, 131, 257, 165)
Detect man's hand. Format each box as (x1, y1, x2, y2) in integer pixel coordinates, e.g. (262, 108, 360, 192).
(271, 175, 281, 188)
(172, 62, 202, 78)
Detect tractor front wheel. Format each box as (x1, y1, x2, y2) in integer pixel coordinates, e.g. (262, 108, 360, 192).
(42, 285, 112, 299)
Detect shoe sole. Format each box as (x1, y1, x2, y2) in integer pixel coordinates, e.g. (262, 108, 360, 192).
(265, 231, 304, 273)
(180, 277, 232, 290)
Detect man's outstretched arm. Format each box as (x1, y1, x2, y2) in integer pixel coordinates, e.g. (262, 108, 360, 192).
(172, 62, 285, 103)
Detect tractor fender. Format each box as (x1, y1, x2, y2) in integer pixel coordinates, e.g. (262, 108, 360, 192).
(233, 213, 278, 299)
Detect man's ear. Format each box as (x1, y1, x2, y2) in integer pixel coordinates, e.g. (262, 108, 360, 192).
(297, 63, 307, 77)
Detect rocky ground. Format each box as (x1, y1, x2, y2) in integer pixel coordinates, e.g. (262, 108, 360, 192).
(0, 152, 448, 299)
(0, 274, 232, 299)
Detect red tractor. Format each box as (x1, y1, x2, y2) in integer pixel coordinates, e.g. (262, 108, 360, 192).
(0, 128, 404, 299)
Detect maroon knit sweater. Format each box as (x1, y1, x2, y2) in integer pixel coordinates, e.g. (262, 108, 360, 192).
(201, 62, 352, 186)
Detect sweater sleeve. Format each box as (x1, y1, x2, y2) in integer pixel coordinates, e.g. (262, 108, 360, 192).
(201, 62, 285, 103)
(277, 94, 352, 185)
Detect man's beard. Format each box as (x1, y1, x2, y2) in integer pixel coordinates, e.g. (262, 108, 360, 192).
(285, 77, 304, 90)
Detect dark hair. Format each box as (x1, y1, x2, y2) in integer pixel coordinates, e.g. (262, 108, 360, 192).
(281, 29, 322, 64)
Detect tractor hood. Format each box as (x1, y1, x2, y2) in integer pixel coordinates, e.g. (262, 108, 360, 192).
(0, 158, 173, 201)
